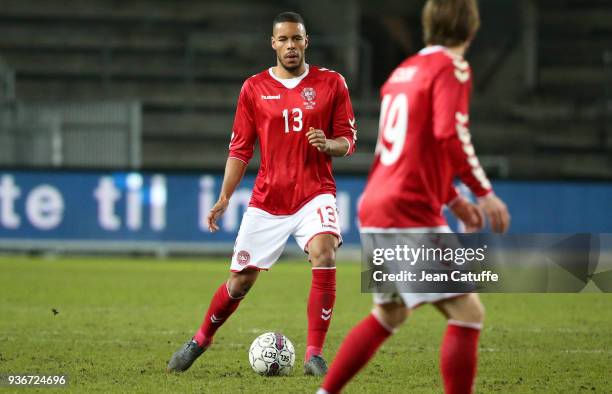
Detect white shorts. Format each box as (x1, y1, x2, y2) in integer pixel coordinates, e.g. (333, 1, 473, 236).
(230, 194, 342, 272)
(361, 225, 465, 309)
(373, 291, 465, 310)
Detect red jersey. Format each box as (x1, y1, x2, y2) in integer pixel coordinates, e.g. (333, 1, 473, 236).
(229, 65, 357, 215)
(359, 46, 492, 229)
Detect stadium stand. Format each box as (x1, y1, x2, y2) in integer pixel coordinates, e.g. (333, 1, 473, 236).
(503, 0, 612, 178)
(0, 0, 609, 178)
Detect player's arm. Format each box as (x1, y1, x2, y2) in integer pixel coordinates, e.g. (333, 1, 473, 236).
(446, 186, 484, 232)
(445, 185, 460, 207)
(207, 158, 248, 232)
(306, 127, 351, 156)
(308, 73, 357, 157)
(440, 135, 510, 232)
(440, 125, 511, 232)
(208, 80, 257, 232)
(433, 63, 510, 233)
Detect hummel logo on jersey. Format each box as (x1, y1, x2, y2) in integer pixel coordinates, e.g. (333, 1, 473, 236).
(261, 94, 281, 100)
(456, 112, 469, 124)
(452, 57, 470, 83)
(349, 118, 357, 141)
(321, 308, 332, 321)
(210, 314, 223, 324)
(454, 111, 491, 190)
(453, 58, 469, 71)
(454, 69, 470, 83)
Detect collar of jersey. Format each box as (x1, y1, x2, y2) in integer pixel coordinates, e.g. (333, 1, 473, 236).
(268, 64, 310, 89)
(418, 45, 464, 60)
(418, 45, 448, 56)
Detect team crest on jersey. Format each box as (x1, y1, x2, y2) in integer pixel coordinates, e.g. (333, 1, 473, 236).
(236, 250, 250, 266)
(301, 87, 316, 109)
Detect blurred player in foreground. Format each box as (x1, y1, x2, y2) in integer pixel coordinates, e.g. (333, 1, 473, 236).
(318, 0, 510, 393)
(167, 11, 357, 376)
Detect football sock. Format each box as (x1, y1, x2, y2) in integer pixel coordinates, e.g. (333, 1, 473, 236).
(440, 320, 482, 394)
(304, 267, 336, 361)
(320, 313, 393, 394)
(193, 282, 242, 347)
(306, 267, 336, 361)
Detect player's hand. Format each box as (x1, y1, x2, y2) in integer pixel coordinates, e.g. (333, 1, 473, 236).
(207, 197, 229, 232)
(450, 197, 484, 233)
(478, 193, 510, 233)
(306, 127, 329, 153)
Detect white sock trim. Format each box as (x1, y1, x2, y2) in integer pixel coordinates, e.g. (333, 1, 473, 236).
(312, 266, 337, 270)
(448, 319, 483, 330)
(371, 310, 397, 334)
(316, 389, 329, 394)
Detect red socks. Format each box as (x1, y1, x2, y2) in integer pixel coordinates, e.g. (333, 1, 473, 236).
(440, 320, 482, 394)
(321, 313, 392, 394)
(321, 316, 482, 394)
(194, 267, 337, 357)
(306, 268, 336, 360)
(193, 282, 242, 347)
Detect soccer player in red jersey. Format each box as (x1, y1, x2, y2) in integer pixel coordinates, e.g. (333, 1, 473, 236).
(319, 1, 510, 393)
(167, 12, 357, 376)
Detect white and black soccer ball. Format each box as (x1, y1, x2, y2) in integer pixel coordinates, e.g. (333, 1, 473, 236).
(248, 332, 295, 376)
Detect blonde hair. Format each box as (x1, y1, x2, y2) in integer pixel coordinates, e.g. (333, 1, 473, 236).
(422, 0, 481, 47)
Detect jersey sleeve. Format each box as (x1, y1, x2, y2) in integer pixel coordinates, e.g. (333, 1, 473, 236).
(228, 79, 257, 164)
(445, 185, 461, 207)
(331, 74, 357, 156)
(433, 61, 493, 197)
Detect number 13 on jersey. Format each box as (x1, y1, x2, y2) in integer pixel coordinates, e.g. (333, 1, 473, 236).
(317, 205, 337, 227)
(282, 108, 303, 133)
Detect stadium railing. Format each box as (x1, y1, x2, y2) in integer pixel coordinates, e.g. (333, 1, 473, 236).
(0, 100, 141, 169)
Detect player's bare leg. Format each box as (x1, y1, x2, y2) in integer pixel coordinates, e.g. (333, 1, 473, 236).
(434, 293, 485, 394)
(374, 302, 410, 328)
(318, 302, 407, 393)
(304, 233, 339, 376)
(167, 269, 259, 373)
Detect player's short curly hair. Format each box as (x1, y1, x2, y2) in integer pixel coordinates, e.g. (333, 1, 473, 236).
(422, 0, 480, 47)
(272, 11, 306, 32)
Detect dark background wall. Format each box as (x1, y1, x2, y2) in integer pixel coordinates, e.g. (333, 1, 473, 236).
(0, 0, 610, 180)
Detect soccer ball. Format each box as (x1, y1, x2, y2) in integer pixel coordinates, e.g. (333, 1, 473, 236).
(248, 332, 295, 376)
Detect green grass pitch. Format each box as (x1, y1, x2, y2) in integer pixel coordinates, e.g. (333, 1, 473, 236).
(0, 256, 610, 393)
